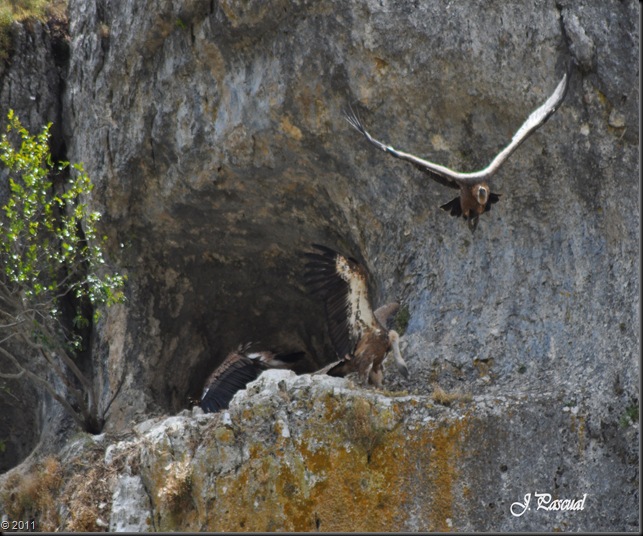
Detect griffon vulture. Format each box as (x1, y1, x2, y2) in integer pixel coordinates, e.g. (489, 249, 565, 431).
(200, 344, 304, 413)
(304, 244, 408, 387)
(345, 70, 569, 231)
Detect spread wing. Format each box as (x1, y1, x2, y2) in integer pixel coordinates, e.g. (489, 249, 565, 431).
(345, 69, 569, 186)
(200, 349, 304, 413)
(200, 353, 264, 413)
(304, 244, 379, 360)
(344, 107, 459, 191)
(473, 70, 569, 181)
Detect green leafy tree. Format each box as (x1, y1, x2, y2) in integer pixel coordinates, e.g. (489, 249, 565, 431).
(0, 110, 125, 433)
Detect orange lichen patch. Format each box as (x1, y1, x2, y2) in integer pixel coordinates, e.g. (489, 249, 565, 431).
(423, 417, 471, 532)
(204, 451, 287, 531)
(151, 393, 475, 532)
(279, 115, 303, 140)
(213, 425, 235, 444)
(191, 394, 412, 531)
(297, 440, 332, 476)
(270, 398, 408, 531)
(279, 464, 318, 531)
(282, 434, 405, 531)
(319, 391, 345, 421)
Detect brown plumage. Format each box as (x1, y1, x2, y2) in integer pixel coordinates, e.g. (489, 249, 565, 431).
(304, 244, 408, 387)
(200, 344, 304, 413)
(345, 70, 569, 231)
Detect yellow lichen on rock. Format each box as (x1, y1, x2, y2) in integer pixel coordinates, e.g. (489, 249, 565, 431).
(423, 418, 470, 531)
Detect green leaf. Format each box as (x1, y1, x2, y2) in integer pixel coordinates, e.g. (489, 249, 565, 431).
(1, 109, 125, 336)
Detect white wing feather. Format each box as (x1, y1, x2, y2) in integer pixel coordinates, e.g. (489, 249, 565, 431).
(347, 71, 568, 185)
(334, 255, 379, 343)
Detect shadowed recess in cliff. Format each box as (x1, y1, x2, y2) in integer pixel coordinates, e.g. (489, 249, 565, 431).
(126, 175, 384, 415)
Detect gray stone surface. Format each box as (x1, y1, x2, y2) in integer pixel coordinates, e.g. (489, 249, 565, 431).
(26, 371, 636, 531)
(109, 474, 152, 532)
(64, 0, 637, 420)
(0, 0, 639, 531)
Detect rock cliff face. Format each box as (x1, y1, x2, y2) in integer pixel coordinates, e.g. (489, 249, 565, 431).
(0, 0, 639, 531)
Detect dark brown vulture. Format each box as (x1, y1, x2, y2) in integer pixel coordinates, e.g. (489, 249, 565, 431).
(200, 344, 304, 413)
(304, 244, 408, 387)
(345, 70, 569, 231)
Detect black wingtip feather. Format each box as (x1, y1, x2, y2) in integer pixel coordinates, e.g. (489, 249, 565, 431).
(200, 361, 262, 413)
(485, 192, 501, 212)
(303, 243, 358, 361)
(440, 197, 463, 217)
(310, 243, 338, 256)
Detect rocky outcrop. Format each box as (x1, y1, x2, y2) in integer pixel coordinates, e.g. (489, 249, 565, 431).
(1, 0, 639, 531)
(2, 371, 638, 531)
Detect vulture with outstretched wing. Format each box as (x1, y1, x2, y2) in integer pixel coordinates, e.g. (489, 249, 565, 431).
(304, 244, 408, 387)
(200, 344, 304, 413)
(345, 69, 569, 231)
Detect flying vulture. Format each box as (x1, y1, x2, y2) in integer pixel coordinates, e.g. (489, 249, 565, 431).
(200, 344, 304, 413)
(345, 69, 569, 231)
(304, 244, 408, 387)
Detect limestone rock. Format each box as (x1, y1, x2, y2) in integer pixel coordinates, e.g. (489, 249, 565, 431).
(109, 474, 152, 532)
(0, 0, 639, 531)
(6, 371, 638, 531)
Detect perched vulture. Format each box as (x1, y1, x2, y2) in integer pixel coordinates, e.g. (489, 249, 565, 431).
(200, 344, 304, 413)
(345, 69, 569, 231)
(304, 244, 408, 387)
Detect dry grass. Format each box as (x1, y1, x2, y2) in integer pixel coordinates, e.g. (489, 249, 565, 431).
(62, 459, 113, 531)
(0, 0, 67, 61)
(0, 438, 119, 532)
(431, 383, 472, 407)
(61, 436, 146, 531)
(0, 455, 63, 531)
